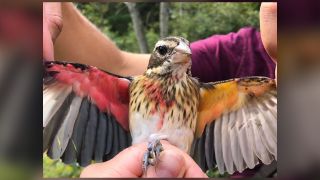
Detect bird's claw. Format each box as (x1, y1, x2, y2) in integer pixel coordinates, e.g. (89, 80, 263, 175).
(142, 139, 164, 174)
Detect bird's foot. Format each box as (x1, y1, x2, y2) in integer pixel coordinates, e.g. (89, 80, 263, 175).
(142, 134, 167, 175)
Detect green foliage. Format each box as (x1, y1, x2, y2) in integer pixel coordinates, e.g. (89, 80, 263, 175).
(206, 167, 230, 178)
(43, 2, 260, 178)
(170, 2, 260, 42)
(74, 2, 259, 52)
(43, 154, 82, 178)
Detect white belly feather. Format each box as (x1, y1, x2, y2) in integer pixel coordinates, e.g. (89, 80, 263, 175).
(129, 111, 195, 153)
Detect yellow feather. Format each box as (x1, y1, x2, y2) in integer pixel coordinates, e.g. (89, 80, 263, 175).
(196, 77, 276, 137)
(196, 81, 239, 137)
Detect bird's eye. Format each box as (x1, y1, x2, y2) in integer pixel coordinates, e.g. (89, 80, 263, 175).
(157, 45, 168, 55)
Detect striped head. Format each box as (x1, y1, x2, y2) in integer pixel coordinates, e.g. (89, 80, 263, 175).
(147, 36, 192, 76)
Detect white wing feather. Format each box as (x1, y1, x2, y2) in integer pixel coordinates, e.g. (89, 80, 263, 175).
(43, 84, 72, 127)
(50, 96, 83, 159)
(221, 113, 234, 174)
(214, 116, 225, 173)
(214, 92, 277, 174)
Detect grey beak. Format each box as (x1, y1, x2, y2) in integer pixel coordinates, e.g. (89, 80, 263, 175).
(174, 41, 192, 55)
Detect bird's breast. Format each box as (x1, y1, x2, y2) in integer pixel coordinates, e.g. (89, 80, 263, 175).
(129, 75, 200, 135)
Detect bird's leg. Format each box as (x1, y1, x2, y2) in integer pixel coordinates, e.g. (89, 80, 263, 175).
(142, 134, 168, 174)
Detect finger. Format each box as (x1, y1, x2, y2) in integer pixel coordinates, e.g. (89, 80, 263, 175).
(260, 2, 277, 61)
(44, 2, 62, 16)
(43, 2, 63, 42)
(153, 141, 207, 178)
(43, 19, 54, 61)
(143, 149, 186, 177)
(80, 142, 207, 178)
(80, 144, 146, 177)
(181, 150, 208, 178)
(43, 2, 62, 60)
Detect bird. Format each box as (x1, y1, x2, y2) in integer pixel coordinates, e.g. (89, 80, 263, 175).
(43, 36, 277, 175)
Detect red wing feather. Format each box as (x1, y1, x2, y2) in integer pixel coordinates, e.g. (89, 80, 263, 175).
(46, 61, 130, 130)
(43, 61, 132, 166)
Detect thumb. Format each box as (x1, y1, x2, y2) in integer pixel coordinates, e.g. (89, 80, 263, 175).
(143, 149, 186, 178)
(43, 20, 54, 61)
(260, 2, 277, 61)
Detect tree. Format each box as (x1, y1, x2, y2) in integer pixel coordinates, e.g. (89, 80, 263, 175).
(160, 2, 169, 38)
(124, 2, 149, 53)
(169, 2, 259, 42)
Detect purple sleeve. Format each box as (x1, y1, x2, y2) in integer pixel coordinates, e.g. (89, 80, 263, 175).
(190, 27, 276, 83)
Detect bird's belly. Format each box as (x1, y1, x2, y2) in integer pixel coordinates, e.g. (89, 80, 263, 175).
(129, 109, 196, 153)
(129, 111, 162, 144)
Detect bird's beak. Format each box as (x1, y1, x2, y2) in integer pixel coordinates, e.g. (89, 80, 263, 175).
(174, 41, 192, 55)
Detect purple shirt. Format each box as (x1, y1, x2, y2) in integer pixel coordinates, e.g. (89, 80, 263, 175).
(190, 27, 276, 177)
(191, 27, 275, 83)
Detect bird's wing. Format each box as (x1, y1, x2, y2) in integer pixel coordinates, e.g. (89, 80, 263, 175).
(43, 61, 132, 166)
(193, 76, 277, 174)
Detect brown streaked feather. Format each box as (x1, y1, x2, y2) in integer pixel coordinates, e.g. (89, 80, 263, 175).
(196, 77, 276, 138)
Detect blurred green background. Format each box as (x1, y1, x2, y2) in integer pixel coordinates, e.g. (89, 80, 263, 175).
(76, 2, 259, 53)
(43, 2, 260, 178)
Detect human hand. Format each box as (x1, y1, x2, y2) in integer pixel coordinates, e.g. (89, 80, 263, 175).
(260, 2, 277, 61)
(43, 2, 62, 61)
(260, 2, 277, 84)
(80, 141, 208, 178)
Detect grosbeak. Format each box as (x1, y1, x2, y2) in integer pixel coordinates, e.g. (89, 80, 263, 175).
(43, 36, 277, 175)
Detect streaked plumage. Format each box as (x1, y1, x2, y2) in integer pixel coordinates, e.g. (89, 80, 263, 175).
(43, 36, 277, 175)
(129, 71, 199, 152)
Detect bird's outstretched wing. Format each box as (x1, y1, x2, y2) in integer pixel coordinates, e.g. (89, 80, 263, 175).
(192, 76, 277, 174)
(43, 61, 132, 166)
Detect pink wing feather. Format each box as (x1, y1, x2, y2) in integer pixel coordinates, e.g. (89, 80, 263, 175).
(43, 61, 132, 167)
(46, 61, 130, 130)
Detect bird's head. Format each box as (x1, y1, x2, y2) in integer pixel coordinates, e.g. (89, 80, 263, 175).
(147, 36, 192, 77)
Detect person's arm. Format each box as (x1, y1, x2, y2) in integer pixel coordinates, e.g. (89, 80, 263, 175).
(52, 2, 149, 76)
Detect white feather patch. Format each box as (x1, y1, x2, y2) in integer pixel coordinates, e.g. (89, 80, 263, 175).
(50, 96, 83, 159)
(229, 111, 245, 172)
(43, 84, 72, 127)
(214, 92, 277, 174)
(214, 116, 225, 173)
(222, 113, 234, 174)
